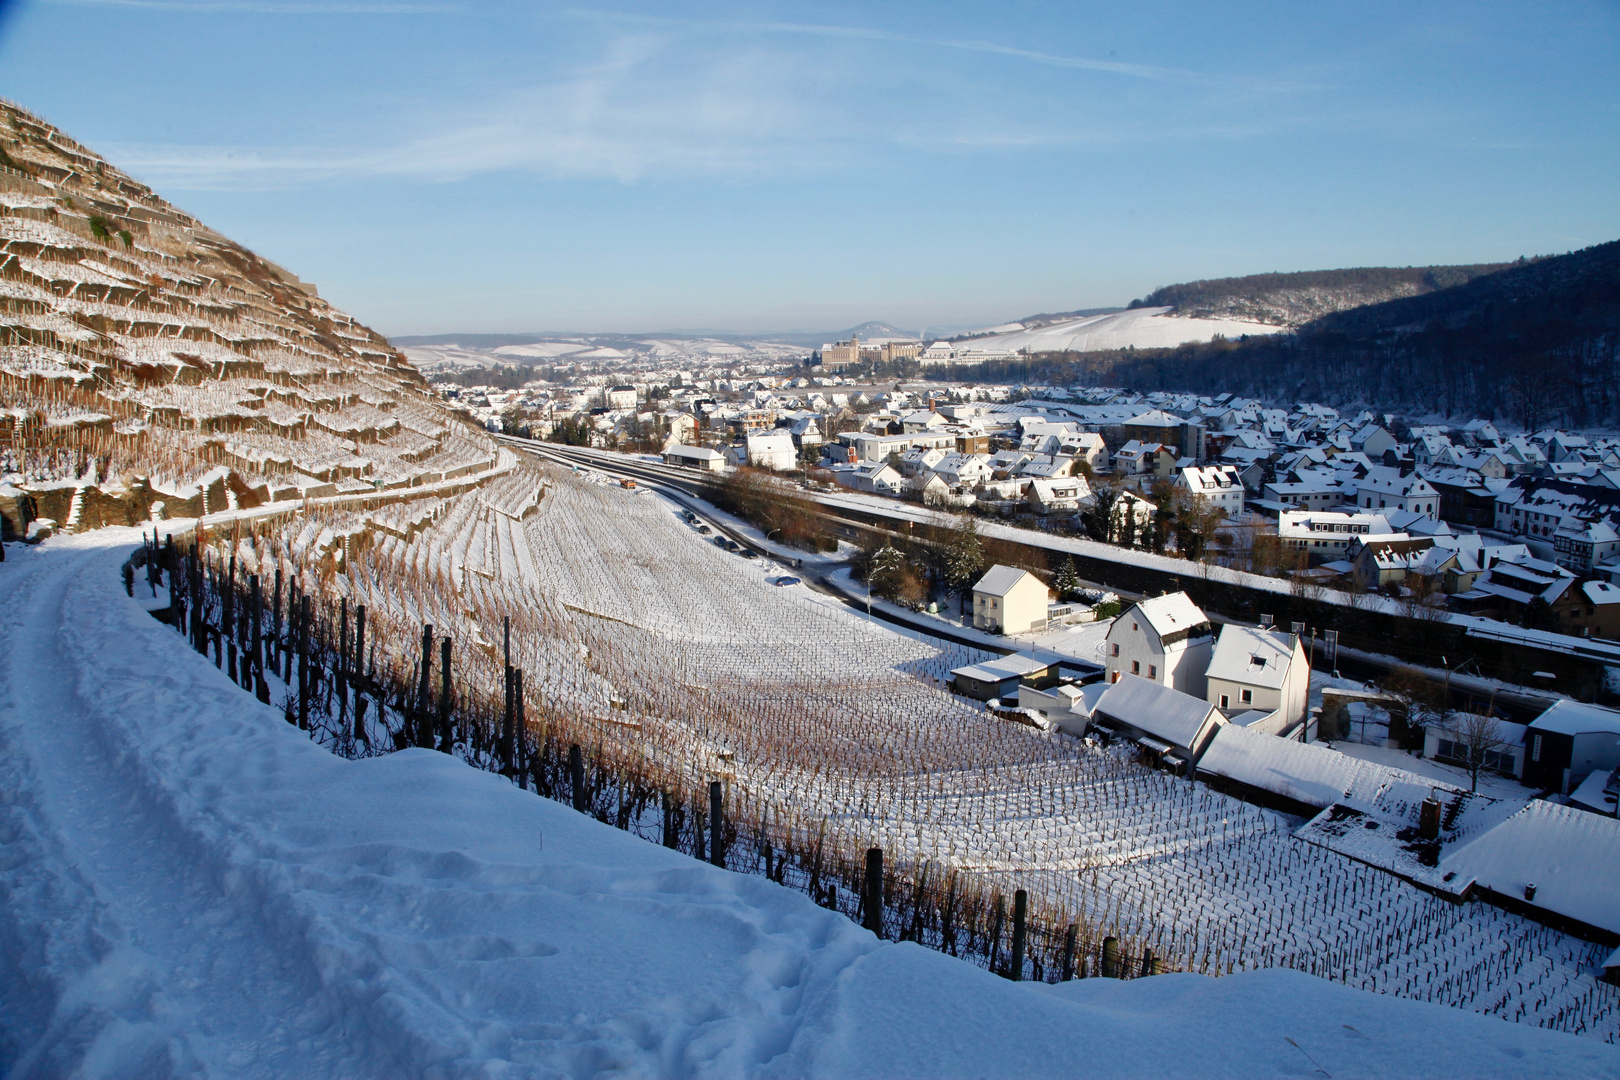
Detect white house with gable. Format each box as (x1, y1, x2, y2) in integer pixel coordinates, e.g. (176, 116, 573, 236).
(745, 431, 798, 471)
(972, 564, 1052, 634)
(1104, 592, 1214, 697)
(1175, 464, 1245, 518)
(1356, 466, 1439, 516)
(1204, 623, 1310, 735)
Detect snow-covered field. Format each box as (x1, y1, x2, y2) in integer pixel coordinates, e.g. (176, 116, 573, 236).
(159, 463, 1620, 1046)
(2, 530, 1617, 1078)
(942, 306, 1284, 357)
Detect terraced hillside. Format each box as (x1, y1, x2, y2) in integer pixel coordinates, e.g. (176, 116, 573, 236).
(0, 100, 496, 536)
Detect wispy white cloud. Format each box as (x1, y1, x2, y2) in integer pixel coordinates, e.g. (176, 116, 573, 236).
(104, 31, 836, 188)
(43, 0, 453, 14)
(96, 14, 1315, 191)
(570, 10, 1318, 93)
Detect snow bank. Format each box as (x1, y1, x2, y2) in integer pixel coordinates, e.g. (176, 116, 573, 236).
(0, 531, 1614, 1078)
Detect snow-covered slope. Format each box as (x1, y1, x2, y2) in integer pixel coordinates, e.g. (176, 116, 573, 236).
(946, 306, 1282, 357)
(0, 529, 1615, 1078)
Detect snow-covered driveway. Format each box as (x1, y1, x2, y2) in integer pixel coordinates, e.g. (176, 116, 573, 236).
(0, 530, 1614, 1079)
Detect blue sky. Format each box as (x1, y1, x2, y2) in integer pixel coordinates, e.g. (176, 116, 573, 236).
(1, 1, 1616, 336)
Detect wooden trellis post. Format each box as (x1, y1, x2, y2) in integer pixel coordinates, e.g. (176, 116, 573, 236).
(863, 847, 884, 937)
(709, 781, 723, 868)
(438, 635, 452, 752)
(1010, 889, 1027, 982)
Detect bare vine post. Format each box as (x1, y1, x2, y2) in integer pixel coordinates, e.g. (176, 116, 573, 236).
(438, 636, 453, 752)
(297, 593, 311, 731)
(417, 624, 435, 749)
(251, 574, 268, 704)
(514, 669, 526, 787)
(863, 847, 884, 937)
(352, 604, 367, 741)
(709, 781, 724, 868)
(224, 552, 237, 684)
(569, 744, 587, 812)
(336, 599, 349, 728)
(1010, 889, 1028, 981)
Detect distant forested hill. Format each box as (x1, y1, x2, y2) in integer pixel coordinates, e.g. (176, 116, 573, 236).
(1129, 263, 1517, 327)
(1110, 241, 1620, 425)
(947, 241, 1620, 427)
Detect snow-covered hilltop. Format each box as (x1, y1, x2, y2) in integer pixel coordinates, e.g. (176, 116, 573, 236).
(935, 306, 1283, 360)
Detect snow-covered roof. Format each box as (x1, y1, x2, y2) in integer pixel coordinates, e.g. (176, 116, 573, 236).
(973, 564, 1042, 597)
(1093, 675, 1219, 751)
(1358, 466, 1438, 498)
(951, 652, 1051, 684)
(1126, 591, 1210, 641)
(1442, 799, 1620, 935)
(1569, 767, 1619, 816)
(1206, 624, 1298, 691)
(1125, 409, 1184, 427)
(1198, 723, 1460, 810)
(1528, 699, 1620, 738)
(663, 444, 723, 461)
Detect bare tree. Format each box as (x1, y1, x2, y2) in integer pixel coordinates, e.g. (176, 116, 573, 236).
(1440, 711, 1510, 793)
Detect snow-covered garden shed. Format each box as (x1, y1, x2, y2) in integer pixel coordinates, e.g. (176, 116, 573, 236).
(1091, 675, 1225, 774)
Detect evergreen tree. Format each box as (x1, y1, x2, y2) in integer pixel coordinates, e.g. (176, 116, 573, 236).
(943, 515, 986, 613)
(1052, 555, 1081, 601)
(869, 544, 907, 602)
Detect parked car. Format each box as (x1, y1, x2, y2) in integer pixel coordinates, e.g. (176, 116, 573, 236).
(741, 549, 759, 559)
(697, 524, 711, 535)
(774, 577, 801, 587)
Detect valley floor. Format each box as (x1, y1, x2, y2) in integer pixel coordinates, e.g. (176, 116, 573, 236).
(0, 530, 1617, 1079)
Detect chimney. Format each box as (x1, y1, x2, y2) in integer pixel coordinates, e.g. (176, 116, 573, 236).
(1419, 797, 1441, 840)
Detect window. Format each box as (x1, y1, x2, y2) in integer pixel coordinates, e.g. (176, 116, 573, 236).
(1148, 665, 1157, 679)
(1531, 734, 1542, 762)
(1132, 661, 1140, 675)
(1220, 694, 1230, 709)
(1111, 643, 1119, 657)
(1241, 689, 1253, 704)
(1132, 622, 1139, 632)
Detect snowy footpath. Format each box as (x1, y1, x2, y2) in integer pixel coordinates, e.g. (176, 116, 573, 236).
(1, 529, 1616, 1079)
